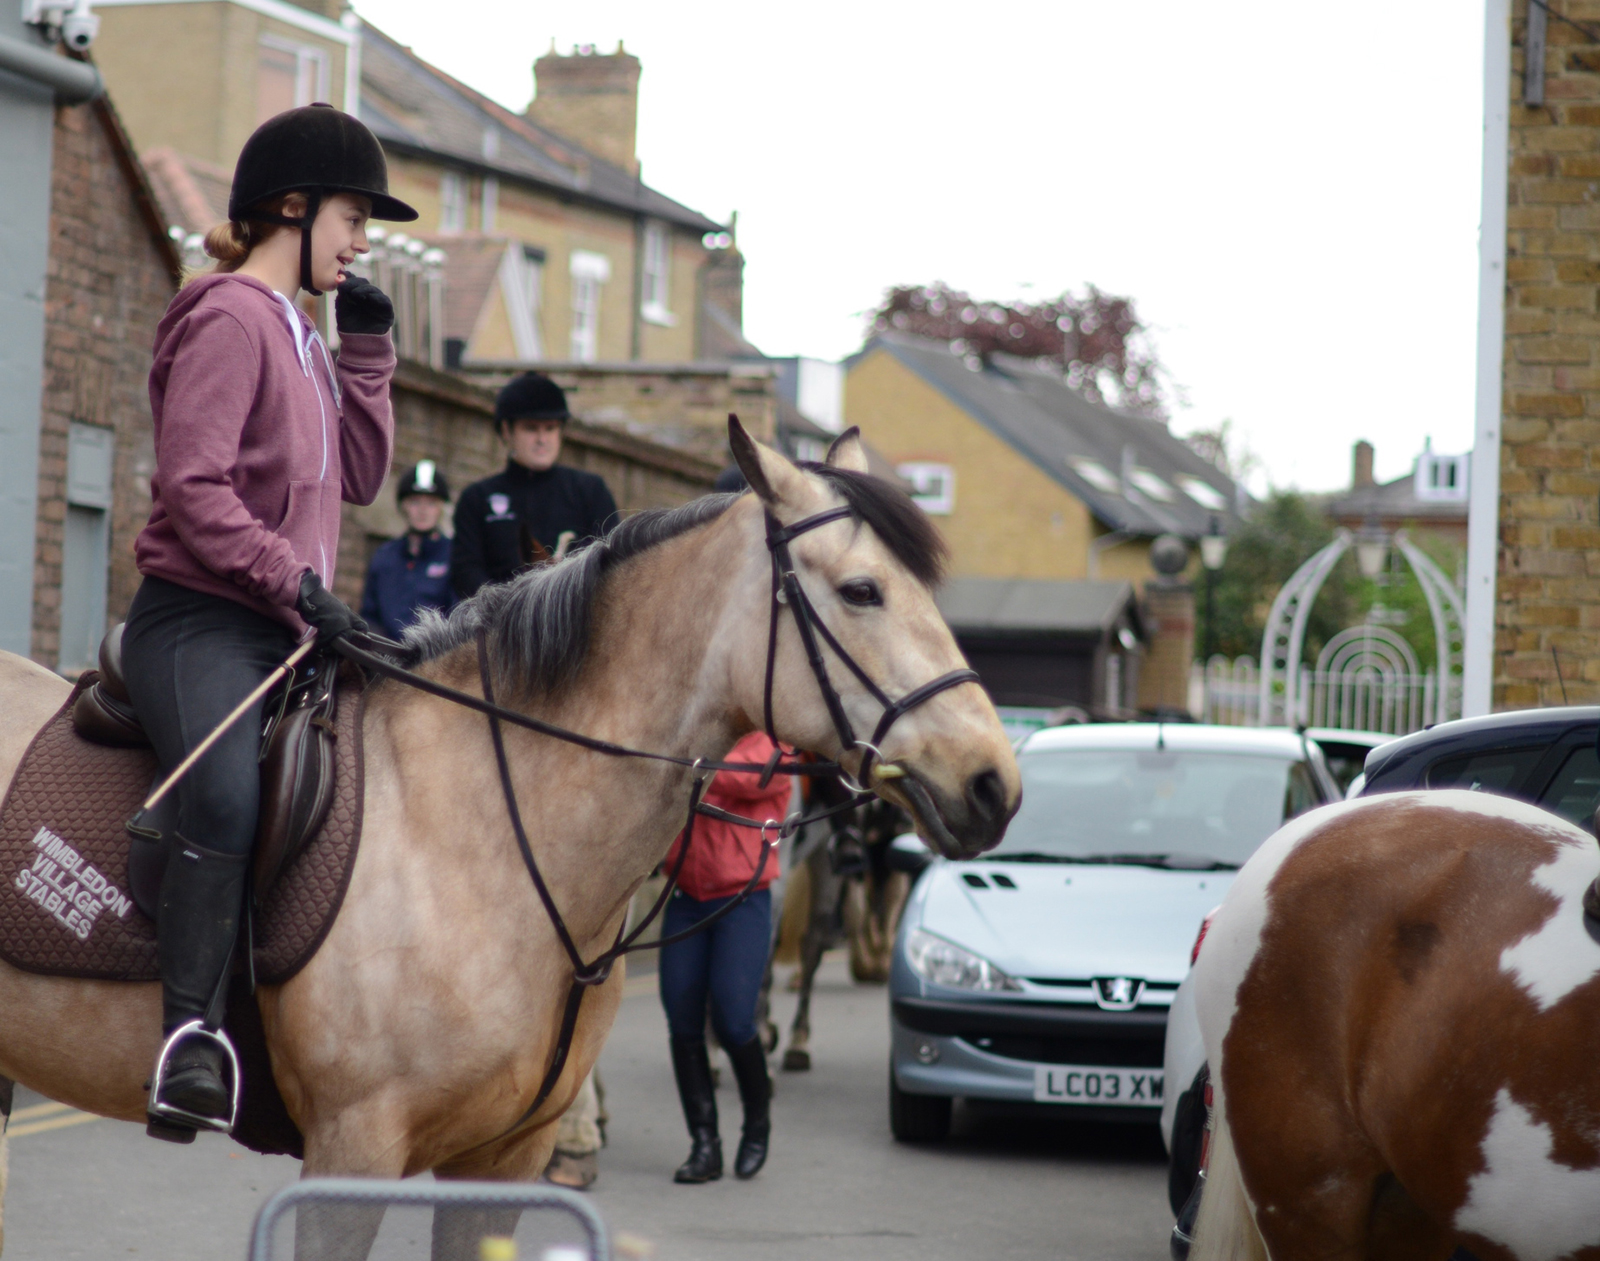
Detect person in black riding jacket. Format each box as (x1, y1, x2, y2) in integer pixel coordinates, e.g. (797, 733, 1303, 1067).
(449, 373, 618, 598)
(360, 459, 455, 638)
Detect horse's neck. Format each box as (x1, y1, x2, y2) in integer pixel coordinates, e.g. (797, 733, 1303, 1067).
(379, 514, 760, 955)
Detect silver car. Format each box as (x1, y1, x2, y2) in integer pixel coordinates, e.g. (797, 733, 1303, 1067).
(888, 723, 1338, 1142)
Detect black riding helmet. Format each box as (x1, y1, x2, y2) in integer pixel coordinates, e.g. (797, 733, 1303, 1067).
(229, 103, 419, 297)
(396, 459, 450, 506)
(494, 372, 571, 429)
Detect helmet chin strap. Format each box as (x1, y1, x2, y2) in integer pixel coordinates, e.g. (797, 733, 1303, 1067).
(297, 190, 323, 297)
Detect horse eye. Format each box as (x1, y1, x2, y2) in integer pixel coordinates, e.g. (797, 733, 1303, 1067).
(839, 579, 882, 607)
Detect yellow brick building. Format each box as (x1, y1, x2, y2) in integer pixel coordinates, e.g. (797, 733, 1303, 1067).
(89, 0, 742, 367)
(845, 334, 1243, 587)
(1485, 1, 1600, 707)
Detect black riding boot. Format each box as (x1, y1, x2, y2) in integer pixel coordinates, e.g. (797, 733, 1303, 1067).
(149, 837, 247, 1136)
(724, 1036, 771, 1179)
(669, 1038, 722, 1183)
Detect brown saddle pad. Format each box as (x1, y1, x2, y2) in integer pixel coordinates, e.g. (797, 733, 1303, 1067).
(0, 678, 365, 984)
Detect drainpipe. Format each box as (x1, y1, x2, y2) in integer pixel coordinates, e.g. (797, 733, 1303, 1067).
(0, 34, 101, 100)
(1463, 0, 1510, 718)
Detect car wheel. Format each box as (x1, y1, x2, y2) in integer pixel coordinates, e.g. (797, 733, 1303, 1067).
(1168, 1064, 1208, 1215)
(889, 1063, 951, 1142)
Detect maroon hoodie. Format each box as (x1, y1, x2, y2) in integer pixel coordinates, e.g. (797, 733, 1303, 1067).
(135, 273, 395, 633)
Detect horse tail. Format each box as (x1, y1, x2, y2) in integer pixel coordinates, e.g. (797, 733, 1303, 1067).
(1190, 1090, 1267, 1261)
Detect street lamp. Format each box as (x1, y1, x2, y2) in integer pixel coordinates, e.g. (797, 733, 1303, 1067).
(1200, 515, 1228, 662)
(1355, 515, 1390, 581)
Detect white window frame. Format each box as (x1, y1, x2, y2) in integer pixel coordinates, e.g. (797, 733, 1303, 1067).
(640, 220, 674, 326)
(258, 33, 327, 114)
(439, 171, 467, 235)
(569, 250, 611, 362)
(1414, 451, 1469, 502)
(897, 462, 956, 515)
(481, 175, 498, 233)
(499, 244, 544, 362)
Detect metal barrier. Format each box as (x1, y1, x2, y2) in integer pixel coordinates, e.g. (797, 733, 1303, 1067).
(248, 1178, 609, 1261)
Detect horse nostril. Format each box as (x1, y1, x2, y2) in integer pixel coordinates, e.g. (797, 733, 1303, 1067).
(966, 768, 1008, 825)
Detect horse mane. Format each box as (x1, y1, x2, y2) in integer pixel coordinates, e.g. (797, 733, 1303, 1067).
(797, 463, 947, 588)
(404, 463, 946, 699)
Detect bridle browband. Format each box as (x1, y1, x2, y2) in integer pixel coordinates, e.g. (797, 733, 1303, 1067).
(331, 497, 981, 1149)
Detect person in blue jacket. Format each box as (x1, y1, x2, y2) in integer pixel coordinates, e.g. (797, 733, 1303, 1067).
(360, 459, 456, 638)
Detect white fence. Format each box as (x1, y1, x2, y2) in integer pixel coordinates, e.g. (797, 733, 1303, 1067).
(1192, 623, 1452, 736)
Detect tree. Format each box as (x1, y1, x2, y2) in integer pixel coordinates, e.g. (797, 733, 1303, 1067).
(866, 282, 1168, 417)
(1198, 492, 1362, 665)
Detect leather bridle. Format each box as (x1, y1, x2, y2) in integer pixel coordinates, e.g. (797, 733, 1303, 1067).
(333, 497, 982, 1148)
(761, 506, 980, 791)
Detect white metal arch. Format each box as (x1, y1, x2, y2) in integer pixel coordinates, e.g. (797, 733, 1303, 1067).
(1394, 530, 1465, 726)
(1258, 530, 1352, 726)
(1257, 528, 1465, 728)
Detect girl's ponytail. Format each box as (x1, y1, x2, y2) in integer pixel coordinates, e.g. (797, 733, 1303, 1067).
(198, 194, 302, 276)
(203, 220, 253, 271)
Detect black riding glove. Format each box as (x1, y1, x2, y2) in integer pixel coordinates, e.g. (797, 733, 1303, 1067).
(334, 276, 394, 336)
(296, 571, 367, 644)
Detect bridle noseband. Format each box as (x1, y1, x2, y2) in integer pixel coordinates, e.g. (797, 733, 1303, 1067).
(761, 505, 980, 791)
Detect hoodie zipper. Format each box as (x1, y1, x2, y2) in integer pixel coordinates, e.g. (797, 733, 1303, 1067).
(274, 292, 335, 580)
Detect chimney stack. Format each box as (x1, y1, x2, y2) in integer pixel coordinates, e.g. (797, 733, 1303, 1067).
(526, 42, 641, 175)
(1352, 440, 1375, 489)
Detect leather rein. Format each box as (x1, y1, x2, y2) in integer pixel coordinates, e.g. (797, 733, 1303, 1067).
(332, 502, 979, 1147)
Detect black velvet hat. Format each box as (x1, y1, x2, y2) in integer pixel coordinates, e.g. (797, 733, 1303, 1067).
(229, 104, 418, 223)
(495, 372, 571, 426)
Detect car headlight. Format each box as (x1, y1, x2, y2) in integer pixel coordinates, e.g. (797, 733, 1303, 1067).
(906, 928, 1022, 992)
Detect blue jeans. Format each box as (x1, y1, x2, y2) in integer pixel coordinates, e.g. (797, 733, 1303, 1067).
(657, 888, 772, 1046)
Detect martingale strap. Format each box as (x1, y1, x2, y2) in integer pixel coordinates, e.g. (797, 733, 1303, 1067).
(469, 632, 785, 1148)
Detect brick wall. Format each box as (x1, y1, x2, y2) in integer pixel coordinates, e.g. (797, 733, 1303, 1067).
(333, 361, 720, 608)
(1496, 1, 1600, 707)
(32, 98, 178, 668)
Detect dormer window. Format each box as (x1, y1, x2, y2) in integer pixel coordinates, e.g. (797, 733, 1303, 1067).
(898, 463, 956, 515)
(1414, 449, 1468, 502)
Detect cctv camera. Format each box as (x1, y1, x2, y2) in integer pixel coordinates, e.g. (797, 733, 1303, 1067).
(61, 3, 98, 49)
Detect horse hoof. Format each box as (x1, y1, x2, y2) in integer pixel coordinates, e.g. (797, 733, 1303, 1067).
(782, 1049, 811, 1072)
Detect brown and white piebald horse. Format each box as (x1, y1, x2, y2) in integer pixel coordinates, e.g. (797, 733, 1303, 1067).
(1191, 790, 1600, 1261)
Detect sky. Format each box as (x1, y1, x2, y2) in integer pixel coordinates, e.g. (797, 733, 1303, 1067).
(352, 1, 1487, 495)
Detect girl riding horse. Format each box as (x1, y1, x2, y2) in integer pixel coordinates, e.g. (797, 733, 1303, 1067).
(123, 103, 414, 1138)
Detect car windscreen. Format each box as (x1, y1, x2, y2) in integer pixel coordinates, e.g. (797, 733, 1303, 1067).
(990, 748, 1321, 868)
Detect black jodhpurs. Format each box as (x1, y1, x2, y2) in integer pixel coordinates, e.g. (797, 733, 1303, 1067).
(121, 576, 298, 858)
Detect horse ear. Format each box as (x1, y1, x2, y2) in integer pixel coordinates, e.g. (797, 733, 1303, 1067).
(824, 426, 869, 473)
(728, 414, 807, 509)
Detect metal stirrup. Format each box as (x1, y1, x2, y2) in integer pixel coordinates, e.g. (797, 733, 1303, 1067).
(146, 1020, 242, 1135)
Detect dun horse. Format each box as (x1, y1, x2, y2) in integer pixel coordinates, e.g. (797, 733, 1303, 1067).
(1190, 789, 1600, 1261)
(0, 424, 1020, 1257)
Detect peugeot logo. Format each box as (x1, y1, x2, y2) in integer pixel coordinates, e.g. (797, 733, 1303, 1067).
(1093, 976, 1144, 1011)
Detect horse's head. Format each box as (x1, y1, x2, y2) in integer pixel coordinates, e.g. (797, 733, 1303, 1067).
(728, 417, 1020, 859)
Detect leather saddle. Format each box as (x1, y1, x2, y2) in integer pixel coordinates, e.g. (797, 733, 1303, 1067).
(71, 624, 338, 912)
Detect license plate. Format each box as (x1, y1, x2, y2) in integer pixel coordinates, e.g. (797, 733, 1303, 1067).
(1033, 1065, 1163, 1106)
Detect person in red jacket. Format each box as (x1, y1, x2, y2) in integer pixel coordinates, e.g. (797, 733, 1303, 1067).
(658, 730, 791, 1184)
(121, 104, 415, 1141)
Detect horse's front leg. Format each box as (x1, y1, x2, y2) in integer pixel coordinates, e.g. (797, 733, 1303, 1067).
(429, 1121, 562, 1261)
(293, 1103, 414, 1261)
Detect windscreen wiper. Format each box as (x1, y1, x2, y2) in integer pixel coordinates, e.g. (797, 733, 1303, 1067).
(984, 851, 1240, 871)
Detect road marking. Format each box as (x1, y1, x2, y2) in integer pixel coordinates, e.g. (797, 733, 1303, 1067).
(6, 1101, 102, 1138)
(11, 1101, 74, 1122)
